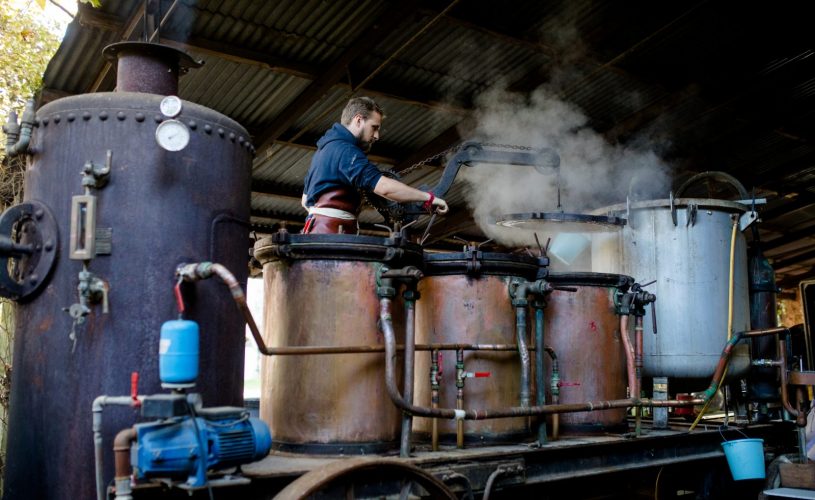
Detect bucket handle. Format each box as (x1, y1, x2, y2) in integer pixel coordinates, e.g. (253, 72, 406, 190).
(719, 425, 751, 442)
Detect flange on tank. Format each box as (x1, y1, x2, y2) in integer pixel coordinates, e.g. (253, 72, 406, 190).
(592, 195, 754, 380)
(253, 231, 423, 454)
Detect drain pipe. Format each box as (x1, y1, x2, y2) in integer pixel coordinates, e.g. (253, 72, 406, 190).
(380, 299, 784, 420)
(544, 346, 560, 441)
(92, 395, 143, 500)
(3, 100, 35, 157)
(533, 302, 547, 444)
(400, 285, 419, 457)
(431, 349, 441, 451)
(113, 427, 137, 500)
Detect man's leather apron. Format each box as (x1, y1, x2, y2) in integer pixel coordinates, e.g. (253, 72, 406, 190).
(303, 187, 360, 234)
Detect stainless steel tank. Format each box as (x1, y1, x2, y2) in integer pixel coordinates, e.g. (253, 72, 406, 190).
(253, 232, 422, 454)
(3, 44, 252, 500)
(592, 198, 751, 379)
(413, 250, 544, 443)
(543, 272, 633, 432)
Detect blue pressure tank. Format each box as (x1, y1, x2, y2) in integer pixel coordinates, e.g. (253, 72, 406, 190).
(159, 320, 199, 387)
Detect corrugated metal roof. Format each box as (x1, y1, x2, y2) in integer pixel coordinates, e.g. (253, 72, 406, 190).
(35, 0, 815, 273)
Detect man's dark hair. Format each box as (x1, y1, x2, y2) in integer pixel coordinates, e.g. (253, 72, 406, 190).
(341, 97, 384, 125)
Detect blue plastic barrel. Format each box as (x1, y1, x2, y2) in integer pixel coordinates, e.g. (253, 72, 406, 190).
(159, 320, 199, 386)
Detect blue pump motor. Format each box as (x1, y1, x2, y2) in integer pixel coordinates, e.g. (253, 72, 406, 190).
(134, 407, 272, 487)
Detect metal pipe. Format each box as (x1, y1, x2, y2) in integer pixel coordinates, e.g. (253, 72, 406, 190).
(3, 100, 35, 157)
(456, 349, 465, 448)
(431, 349, 440, 451)
(400, 289, 417, 457)
(482, 466, 510, 500)
(778, 337, 804, 425)
(92, 396, 142, 500)
(545, 347, 560, 440)
(113, 427, 137, 500)
(379, 296, 714, 421)
(515, 305, 531, 408)
(635, 315, 644, 436)
(534, 306, 547, 444)
(619, 314, 637, 399)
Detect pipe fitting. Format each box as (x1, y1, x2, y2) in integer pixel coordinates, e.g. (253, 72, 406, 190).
(3, 99, 35, 157)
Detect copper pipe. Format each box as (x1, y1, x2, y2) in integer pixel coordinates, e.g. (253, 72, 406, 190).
(778, 338, 805, 426)
(113, 427, 137, 499)
(431, 349, 440, 451)
(380, 296, 708, 421)
(634, 316, 644, 436)
(619, 315, 637, 399)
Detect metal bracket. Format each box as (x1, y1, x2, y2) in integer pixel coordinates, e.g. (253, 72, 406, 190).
(686, 203, 697, 227)
(739, 210, 758, 231)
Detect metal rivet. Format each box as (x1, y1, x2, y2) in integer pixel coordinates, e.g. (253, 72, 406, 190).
(29, 275, 38, 285)
(238, 137, 244, 145)
(67, 113, 76, 122)
(42, 117, 49, 125)
(188, 120, 197, 130)
(217, 128, 225, 137)
(204, 124, 212, 134)
(53, 115, 61, 123)
(34, 118, 40, 126)
(45, 240, 53, 251)
(83, 111, 91, 121)
(117, 111, 126, 121)
(35, 209, 43, 220)
(154, 115, 163, 123)
(135, 113, 145, 122)
(99, 111, 108, 121)
(229, 132, 236, 141)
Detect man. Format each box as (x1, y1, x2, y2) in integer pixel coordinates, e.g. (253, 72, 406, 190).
(301, 97, 448, 234)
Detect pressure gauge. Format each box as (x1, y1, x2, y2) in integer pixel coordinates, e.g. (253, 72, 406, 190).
(155, 120, 190, 152)
(159, 95, 183, 118)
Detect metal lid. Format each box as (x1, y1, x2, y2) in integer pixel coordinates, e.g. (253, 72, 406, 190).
(495, 212, 625, 233)
(423, 251, 545, 279)
(547, 272, 634, 289)
(253, 232, 423, 266)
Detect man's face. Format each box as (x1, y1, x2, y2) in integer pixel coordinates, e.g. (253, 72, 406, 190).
(353, 111, 382, 152)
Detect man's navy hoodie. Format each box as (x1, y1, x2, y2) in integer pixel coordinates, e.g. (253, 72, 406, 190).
(303, 123, 383, 207)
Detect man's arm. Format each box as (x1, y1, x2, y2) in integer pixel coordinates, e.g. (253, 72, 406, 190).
(372, 176, 449, 214)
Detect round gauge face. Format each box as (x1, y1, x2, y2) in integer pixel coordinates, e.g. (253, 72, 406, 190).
(159, 95, 183, 118)
(155, 120, 190, 151)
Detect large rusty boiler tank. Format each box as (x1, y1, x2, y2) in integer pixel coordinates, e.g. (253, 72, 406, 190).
(413, 249, 545, 444)
(543, 272, 634, 432)
(591, 198, 751, 380)
(253, 232, 423, 454)
(2, 43, 252, 500)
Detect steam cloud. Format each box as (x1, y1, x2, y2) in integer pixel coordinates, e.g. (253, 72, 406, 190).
(458, 85, 672, 249)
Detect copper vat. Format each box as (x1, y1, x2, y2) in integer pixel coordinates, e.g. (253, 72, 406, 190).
(414, 251, 544, 444)
(543, 273, 633, 433)
(253, 233, 421, 454)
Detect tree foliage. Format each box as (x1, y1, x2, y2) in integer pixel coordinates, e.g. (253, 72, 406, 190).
(0, 1, 61, 120)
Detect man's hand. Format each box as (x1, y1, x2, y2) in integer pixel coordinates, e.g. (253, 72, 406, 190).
(432, 196, 449, 214)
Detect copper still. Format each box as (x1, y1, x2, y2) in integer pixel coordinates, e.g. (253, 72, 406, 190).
(413, 250, 545, 444)
(253, 232, 422, 454)
(543, 273, 633, 432)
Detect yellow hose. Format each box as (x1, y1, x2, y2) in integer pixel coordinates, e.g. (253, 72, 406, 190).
(689, 217, 738, 431)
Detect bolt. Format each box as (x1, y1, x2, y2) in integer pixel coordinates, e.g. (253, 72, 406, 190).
(45, 240, 53, 251)
(116, 111, 126, 121)
(135, 113, 145, 122)
(35, 209, 43, 220)
(29, 274, 38, 285)
(98, 111, 108, 121)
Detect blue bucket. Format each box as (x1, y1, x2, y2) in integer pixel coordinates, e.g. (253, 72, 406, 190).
(721, 438, 765, 480)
